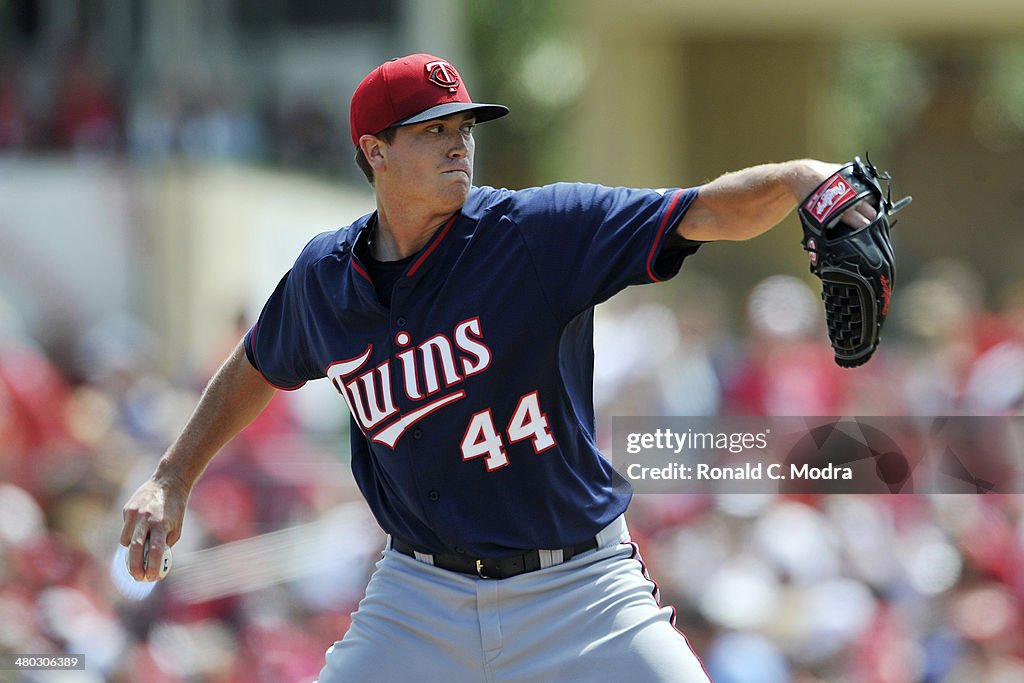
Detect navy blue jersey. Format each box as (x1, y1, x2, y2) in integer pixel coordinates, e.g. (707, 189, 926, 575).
(245, 183, 700, 556)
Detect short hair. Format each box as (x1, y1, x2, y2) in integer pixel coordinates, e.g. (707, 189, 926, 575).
(354, 127, 397, 185)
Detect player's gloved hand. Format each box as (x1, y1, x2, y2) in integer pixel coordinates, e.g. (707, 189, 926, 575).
(797, 156, 911, 367)
(120, 473, 188, 581)
(793, 160, 878, 228)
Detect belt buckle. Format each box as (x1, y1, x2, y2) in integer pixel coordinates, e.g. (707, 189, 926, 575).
(475, 559, 488, 578)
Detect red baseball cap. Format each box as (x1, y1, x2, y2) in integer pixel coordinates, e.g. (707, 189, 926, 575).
(349, 53, 509, 147)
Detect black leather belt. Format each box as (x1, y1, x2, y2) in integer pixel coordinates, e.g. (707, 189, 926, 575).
(390, 537, 599, 579)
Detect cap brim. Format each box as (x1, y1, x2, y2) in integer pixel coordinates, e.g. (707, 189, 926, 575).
(392, 102, 509, 128)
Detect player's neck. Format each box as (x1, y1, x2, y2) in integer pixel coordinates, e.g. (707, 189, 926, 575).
(373, 203, 455, 261)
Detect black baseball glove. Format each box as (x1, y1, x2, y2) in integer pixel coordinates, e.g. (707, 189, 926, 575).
(799, 156, 911, 368)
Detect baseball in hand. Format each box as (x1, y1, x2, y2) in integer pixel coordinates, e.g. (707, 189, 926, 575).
(126, 543, 172, 581)
(155, 545, 173, 579)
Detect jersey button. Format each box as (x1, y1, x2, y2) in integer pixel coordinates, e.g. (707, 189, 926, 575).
(428, 490, 440, 502)
(396, 316, 407, 327)
(413, 428, 423, 440)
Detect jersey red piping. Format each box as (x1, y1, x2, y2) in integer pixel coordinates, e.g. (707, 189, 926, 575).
(352, 257, 373, 284)
(406, 214, 458, 278)
(645, 189, 684, 283)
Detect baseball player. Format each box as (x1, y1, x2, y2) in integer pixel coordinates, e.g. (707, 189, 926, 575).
(121, 53, 874, 682)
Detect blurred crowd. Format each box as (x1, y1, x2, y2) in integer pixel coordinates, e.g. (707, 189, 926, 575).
(0, 255, 1022, 682)
(0, 304, 377, 682)
(594, 260, 1024, 421)
(0, 43, 347, 177)
(593, 263, 1024, 682)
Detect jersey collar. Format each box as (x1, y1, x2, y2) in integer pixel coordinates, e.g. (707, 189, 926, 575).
(405, 213, 458, 277)
(345, 210, 461, 279)
(340, 186, 499, 280)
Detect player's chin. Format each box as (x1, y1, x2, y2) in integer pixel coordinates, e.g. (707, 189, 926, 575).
(439, 175, 472, 203)
(442, 170, 472, 188)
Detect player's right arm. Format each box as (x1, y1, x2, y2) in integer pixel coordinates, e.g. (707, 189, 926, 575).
(119, 339, 275, 581)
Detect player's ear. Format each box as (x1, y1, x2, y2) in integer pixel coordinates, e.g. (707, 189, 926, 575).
(358, 134, 387, 172)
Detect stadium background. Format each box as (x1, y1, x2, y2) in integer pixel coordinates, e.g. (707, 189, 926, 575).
(0, 0, 1022, 681)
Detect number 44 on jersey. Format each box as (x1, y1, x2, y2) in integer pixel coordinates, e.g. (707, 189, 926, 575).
(461, 391, 556, 471)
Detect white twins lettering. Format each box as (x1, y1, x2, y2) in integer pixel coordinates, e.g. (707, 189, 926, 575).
(326, 317, 492, 448)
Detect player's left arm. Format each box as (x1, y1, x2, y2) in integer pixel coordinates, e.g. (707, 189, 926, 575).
(675, 159, 875, 241)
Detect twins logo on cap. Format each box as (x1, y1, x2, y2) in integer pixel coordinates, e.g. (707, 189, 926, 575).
(349, 53, 509, 148)
(426, 60, 460, 92)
